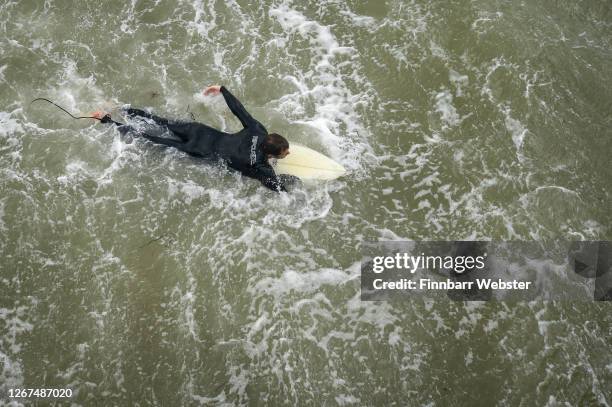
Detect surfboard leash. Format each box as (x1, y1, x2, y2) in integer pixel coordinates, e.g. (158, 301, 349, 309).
(30, 97, 125, 126)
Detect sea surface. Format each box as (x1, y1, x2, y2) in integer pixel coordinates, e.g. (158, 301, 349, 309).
(1, 0, 611, 405)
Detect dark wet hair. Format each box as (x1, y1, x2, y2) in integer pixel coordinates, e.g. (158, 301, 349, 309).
(262, 133, 289, 156)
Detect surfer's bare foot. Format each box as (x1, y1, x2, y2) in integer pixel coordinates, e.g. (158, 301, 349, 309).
(91, 110, 110, 121)
(203, 85, 221, 96)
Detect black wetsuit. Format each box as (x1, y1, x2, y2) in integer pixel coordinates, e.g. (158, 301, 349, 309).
(103, 86, 287, 192)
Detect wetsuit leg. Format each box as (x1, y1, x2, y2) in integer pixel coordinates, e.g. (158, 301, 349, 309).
(124, 108, 170, 125)
(117, 124, 186, 150)
(164, 121, 224, 139)
(123, 108, 198, 142)
(121, 108, 225, 154)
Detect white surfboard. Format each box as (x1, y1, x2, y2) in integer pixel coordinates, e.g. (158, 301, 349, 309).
(271, 143, 346, 180)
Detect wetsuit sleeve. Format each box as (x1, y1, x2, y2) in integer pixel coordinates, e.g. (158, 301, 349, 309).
(220, 86, 259, 129)
(250, 163, 287, 192)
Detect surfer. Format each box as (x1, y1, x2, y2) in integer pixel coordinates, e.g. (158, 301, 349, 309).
(92, 85, 293, 192)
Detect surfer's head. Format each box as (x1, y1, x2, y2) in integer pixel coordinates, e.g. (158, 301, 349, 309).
(263, 133, 290, 159)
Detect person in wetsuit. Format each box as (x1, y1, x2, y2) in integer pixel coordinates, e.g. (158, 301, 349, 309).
(93, 85, 293, 192)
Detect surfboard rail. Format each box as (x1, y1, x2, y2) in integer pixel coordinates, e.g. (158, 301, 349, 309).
(271, 143, 346, 180)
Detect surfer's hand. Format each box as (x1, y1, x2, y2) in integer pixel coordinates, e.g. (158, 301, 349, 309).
(278, 174, 302, 191)
(203, 85, 221, 96)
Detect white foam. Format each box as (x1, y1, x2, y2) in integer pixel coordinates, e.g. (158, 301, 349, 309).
(335, 394, 360, 405)
(434, 90, 460, 128)
(471, 11, 503, 34)
(0, 306, 34, 398)
(55, 59, 105, 112)
(503, 109, 528, 150)
(0, 111, 24, 137)
(187, 0, 218, 41)
(252, 268, 350, 298)
(479, 58, 530, 155)
(449, 69, 469, 97)
(168, 180, 208, 205)
(0, 199, 5, 232)
(339, 8, 376, 29)
(268, 4, 374, 173)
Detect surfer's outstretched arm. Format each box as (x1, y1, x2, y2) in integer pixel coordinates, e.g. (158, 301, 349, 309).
(221, 86, 257, 128)
(204, 85, 257, 128)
